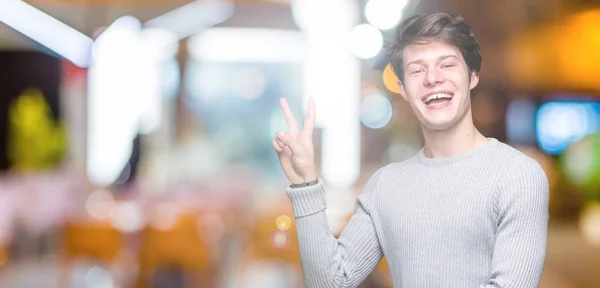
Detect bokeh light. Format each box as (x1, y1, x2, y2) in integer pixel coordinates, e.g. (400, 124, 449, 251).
(561, 134, 600, 197)
(536, 102, 600, 155)
(382, 63, 401, 94)
(270, 230, 290, 249)
(291, 0, 356, 31)
(360, 93, 393, 129)
(149, 202, 180, 231)
(85, 189, 115, 221)
(84, 266, 113, 288)
(506, 98, 537, 145)
(555, 10, 600, 91)
(364, 0, 408, 30)
(109, 201, 144, 233)
(275, 215, 292, 231)
(348, 24, 383, 59)
(580, 201, 600, 248)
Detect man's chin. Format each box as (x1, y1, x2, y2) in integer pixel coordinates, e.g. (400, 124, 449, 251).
(421, 119, 457, 132)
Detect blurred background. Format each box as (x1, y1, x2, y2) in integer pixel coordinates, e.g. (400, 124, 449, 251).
(0, 0, 599, 287)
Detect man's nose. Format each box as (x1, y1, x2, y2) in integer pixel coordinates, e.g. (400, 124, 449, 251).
(424, 67, 444, 86)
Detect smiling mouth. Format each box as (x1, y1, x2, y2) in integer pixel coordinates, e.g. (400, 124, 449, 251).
(423, 93, 454, 106)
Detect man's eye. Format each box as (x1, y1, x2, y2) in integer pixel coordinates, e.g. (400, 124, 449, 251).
(441, 64, 455, 68)
(411, 69, 424, 74)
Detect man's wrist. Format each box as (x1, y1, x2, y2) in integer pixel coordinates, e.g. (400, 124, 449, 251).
(303, 174, 317, 183)
(290, 178, 319, 188)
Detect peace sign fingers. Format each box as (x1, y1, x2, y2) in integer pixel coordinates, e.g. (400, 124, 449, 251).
(280, 97, 299, 133)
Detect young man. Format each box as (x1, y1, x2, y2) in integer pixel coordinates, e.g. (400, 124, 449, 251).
(272, 11, 549, 288)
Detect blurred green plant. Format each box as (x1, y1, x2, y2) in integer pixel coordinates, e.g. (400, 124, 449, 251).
(7, 88, 67, 171)
(559, 133, 600, 202)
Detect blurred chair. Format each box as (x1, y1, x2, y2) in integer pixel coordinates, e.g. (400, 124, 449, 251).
(136, 212, 216, 288)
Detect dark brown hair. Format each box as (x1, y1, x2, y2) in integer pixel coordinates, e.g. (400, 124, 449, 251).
(388, 11, 482, 82)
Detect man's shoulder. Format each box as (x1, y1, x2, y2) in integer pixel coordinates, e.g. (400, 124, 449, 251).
(494, 141, 545, 173)
(493, 143, 550, 210)
(493, 141, 549, 190)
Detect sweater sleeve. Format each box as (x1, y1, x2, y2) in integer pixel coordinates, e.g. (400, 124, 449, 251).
(286, 169, 385, 288)
(484, 156, 550, 288)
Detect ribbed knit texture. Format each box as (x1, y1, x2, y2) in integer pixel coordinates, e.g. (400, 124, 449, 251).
(286, 138, 549, 288)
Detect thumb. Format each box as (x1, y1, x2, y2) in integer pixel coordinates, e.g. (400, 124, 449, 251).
(277, 132, 302, 154)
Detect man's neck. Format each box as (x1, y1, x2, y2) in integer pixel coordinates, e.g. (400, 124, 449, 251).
(421, 111, 488, 159)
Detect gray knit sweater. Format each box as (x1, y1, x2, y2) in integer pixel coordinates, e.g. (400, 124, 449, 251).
(286, 138, 549, 288)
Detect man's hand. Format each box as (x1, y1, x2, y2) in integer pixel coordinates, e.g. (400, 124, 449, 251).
(272, 97, 317, 184)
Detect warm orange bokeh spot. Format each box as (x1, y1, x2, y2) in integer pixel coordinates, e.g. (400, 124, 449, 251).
(555, 10, 600, 90)
(382, 63, 401, 94)
(62, 221, 123, 262)
(507, 9, 600, 91)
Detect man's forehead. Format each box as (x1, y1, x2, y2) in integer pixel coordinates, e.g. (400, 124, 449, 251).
(403, 43, 462, 64)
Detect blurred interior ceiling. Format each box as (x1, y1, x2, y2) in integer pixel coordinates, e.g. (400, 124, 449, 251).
(1, 0, 599, 91)
(0, 0, 298, 49)
(0, 0, 575, 50)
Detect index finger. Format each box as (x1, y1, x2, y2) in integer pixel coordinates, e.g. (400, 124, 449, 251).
(280, 97, 299, 132)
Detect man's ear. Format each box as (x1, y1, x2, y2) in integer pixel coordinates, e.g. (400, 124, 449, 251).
(398, 80, 408, 102)
(469, 71, 479, 90)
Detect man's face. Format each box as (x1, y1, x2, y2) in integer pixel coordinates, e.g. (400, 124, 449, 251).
(398, 41, 479, 131)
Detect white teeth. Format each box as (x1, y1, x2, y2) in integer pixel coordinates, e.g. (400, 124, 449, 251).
(424, 93, 453, 103)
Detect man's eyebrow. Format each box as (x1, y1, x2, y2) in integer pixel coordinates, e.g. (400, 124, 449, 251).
(405, 59, 424, 68)
(405, 55, 460, 68)
(439, 55, 460, 62)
